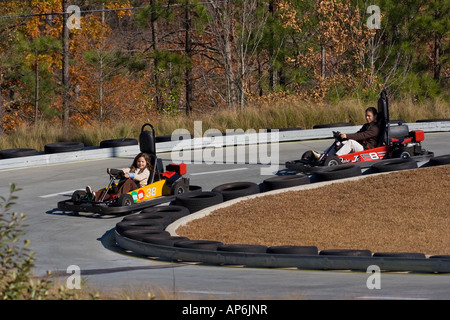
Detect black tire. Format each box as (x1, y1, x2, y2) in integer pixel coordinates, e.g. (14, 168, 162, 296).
(44, 142, 84, 154)
(115, 220, 165, 234)
(301, 150, 315, 161)
(370, 158, 417, 173)
(373, 252, 426, 259)
(217, 244, 268, 253)
(171, 180, 188, 195)
(99, 138, 138, 148)
(267, 245, 319, 255)
(212, 182, 260, 201)
(429, 255, 450, 259)
(174, 240, 223, 251)
(156, 133, 193, 143)
(118, 194, 134, 206)
(121, 229, 170, 242)
(263, 174, 310, 191)
(392, 147, 414, 159)
(313, 122, 352, 129)
(429, 154, 450, 166)
(141, 205, 191, 221)
(314, 165, 361, 182)
(323, 155, 342, 166)
(390, 119, 406, 125)
(188, 185, 203, 193)
(416, 118, 450, 123)
(71, 190, 86, 202)
(175, 191, 223, 213)
(319, 249, 372, 257)
(0, 148, 40, 159)
(142, 236, 190, 246)
(123, 212, 173, 223)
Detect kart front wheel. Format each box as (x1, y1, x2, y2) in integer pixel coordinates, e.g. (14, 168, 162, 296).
(71, 190, 86, 202)
(323, 155, 341, 166)
(118, 194, 134, 206)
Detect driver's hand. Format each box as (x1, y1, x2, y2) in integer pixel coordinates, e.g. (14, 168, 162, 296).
(340, 133, 347, 139)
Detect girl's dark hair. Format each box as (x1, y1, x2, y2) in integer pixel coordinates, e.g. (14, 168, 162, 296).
(365, 107, 378, 116)
(130, 152, 153, 173)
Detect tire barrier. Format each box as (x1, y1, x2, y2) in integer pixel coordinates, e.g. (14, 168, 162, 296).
(267, 245, 318, 255)
(112, 157, 449, 272)
(212, 182, 260, 201)
(313, 122, 352, 129)
(262, 174, 310, 191)
(416, 118, 450, 123)
(319, 249, 372, 257)
(429, 154, 450, 166)
(121, 229, 171, 242)
(313, 165, 361, 182)
(174, 240, 224, 250)
(0, 148, 40, 159)
(217, 244, 268, 253)
(99, 138, 138, 148)
(175, 191, 223, 213)
(44, 142, 85, 154)
(373, 252, 427, 259)
(155, 134, 193, 143)
(370, 158, 418, 173)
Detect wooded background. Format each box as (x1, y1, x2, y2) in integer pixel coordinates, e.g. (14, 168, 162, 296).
(0, 0, 448, 134)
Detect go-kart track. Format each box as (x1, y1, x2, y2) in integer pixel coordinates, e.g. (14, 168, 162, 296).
(0, 126, 449, 300)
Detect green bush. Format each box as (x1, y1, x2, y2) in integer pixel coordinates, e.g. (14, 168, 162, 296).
(0, 184, 87, 300)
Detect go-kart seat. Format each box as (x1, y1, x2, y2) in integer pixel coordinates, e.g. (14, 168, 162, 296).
(376, 97, 410, 146)
(139, 123, 156, 157)
(147, 154, 164, 185)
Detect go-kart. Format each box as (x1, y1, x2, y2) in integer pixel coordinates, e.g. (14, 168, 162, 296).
(57, 123, 193, 214)
(286, 91, 434, 174)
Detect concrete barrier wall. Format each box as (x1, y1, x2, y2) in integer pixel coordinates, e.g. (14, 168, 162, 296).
(1, 121, 449, 170)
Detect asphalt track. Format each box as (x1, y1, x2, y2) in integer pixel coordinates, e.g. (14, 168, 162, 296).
(0, 132, 449, 300)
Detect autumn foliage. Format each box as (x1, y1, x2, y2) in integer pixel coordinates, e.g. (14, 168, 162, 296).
(0, 0, 448, 134)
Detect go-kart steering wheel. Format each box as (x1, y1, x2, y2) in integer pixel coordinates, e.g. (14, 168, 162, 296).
(107, 168, 124, 179)
(333, 131, 343, 142)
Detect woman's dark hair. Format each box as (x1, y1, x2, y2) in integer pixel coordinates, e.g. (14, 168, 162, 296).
(365, 107, 378, 116)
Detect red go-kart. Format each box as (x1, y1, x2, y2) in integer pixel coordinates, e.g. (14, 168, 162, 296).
(286, 91, 434, 174)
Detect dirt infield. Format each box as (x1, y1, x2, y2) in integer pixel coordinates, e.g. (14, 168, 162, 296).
(177, 165, 450, 256)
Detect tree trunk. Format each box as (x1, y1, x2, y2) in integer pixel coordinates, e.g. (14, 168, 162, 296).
(185, 0, 193, 116)
(35, 50, 39, 124)
(62, 0, 70, 136)
(0, 80, 3, 136)
(149, 0, 162, 112)
(433, 34, 441, 81)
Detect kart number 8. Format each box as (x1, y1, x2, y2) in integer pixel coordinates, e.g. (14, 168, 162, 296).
(146, 187, 158, 198)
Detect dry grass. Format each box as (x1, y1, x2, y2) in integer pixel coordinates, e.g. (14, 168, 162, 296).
(177, 165, 450, 256)
(1, 97, 449, 151)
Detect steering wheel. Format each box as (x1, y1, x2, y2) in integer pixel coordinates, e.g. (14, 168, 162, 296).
(333, 131, 343, 142)
(107, 168, 124, 179)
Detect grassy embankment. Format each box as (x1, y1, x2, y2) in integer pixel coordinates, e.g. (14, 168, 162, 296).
(1, 97, 449, 151)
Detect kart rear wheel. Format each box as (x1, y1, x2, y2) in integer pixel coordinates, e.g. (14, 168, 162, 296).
(171, 180, 188, 195)
(323, 155, 341, 166)
(392, 147, 413, 159)
(118, 194, 134, 206)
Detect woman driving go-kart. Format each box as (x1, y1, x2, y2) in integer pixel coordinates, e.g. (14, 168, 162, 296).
(312, 107, 380, 160)
(286, 90, 434, 173)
